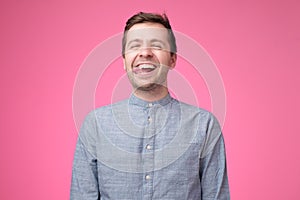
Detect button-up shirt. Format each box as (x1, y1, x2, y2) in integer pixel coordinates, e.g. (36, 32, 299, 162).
(71, 94, 230, 199)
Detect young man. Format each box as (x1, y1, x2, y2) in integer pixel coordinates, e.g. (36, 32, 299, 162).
(71, 12, 230, 199)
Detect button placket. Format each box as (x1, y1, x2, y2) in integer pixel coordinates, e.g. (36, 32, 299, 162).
(147, 104, 156, 125)
(143, 104, 156, 199)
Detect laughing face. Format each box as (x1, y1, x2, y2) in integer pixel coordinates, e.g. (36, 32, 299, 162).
(123, 23, 177, 91)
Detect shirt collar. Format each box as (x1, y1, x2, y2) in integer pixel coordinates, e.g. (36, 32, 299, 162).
(129, 93, 173, 107)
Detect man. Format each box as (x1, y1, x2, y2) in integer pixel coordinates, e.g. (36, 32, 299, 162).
(71, 12, 230, 199)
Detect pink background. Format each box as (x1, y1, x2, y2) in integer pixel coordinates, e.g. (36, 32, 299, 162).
(1, 0, 300, 199)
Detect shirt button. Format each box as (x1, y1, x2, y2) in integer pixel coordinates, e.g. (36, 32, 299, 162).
(147, 116, 152, 122)
(145, 175, 151, 180)
(148, 103, 153, 107)
(146, 144, 152, 150)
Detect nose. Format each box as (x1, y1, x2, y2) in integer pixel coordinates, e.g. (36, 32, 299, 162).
(138, 47, 153, 58)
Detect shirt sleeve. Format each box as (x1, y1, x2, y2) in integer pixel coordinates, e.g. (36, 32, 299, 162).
(199, 114, 230, 200)
(70, 111, 100, 200)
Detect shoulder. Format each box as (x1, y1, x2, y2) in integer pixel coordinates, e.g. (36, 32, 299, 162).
(91, 99, 129, 115)
(173, 99, 221, 133)
(174, 99, 215, 120)
(81, 99, 129, 125)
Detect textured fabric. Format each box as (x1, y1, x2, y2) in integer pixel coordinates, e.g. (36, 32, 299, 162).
(71, 94, 230, 200)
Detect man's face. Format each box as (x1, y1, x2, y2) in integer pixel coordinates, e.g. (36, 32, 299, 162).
(123, 22, 177, 91)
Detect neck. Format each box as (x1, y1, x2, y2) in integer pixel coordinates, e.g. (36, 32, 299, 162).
(133, 85, 169, 102)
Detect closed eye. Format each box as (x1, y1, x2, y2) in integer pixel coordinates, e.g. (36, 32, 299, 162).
(129, 44, 141, 49)
(151, 43, 163, 49)
(151, 40, 166, 50)
(127, 39, 142, 50)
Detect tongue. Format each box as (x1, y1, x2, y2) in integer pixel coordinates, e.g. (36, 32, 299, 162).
(141, 68, 154, 73)
(133, 67, 154, 74)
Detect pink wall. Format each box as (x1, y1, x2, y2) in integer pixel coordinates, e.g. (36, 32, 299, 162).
(1, 0, 299, 199)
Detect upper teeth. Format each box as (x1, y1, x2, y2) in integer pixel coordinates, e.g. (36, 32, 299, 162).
(138, 64, 156, 69)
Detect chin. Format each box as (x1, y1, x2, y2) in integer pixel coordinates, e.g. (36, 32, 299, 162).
(136, 83, 159, 91)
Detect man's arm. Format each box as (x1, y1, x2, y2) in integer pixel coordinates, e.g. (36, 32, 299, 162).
(199, 115, 230, 200)
(70, 112, 100, 200)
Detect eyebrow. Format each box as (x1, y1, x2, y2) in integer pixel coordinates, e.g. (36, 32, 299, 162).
(127, 39, 167, 47)
(127, 39, 142, 47)
(150, 39, 166, 44)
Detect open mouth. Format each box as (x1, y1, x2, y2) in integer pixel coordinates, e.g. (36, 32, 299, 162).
(132, 63, 157, 75)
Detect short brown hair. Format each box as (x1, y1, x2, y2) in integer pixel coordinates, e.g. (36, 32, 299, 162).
(122, 12, 177, 57)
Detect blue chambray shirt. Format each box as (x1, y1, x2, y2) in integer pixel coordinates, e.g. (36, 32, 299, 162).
(71, 94, 230, 200)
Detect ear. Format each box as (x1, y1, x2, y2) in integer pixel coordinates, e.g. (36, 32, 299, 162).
(122, 57, 126, 70)
(169, 54, 177, 69)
